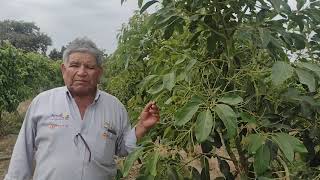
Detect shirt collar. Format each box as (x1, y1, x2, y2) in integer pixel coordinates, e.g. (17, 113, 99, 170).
(64, 86, 101, 103)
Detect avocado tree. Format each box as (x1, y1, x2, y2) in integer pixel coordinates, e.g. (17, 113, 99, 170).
(107, 0, 320, 179)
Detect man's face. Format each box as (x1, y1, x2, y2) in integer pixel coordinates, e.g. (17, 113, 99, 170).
(61, 52, 102, 97)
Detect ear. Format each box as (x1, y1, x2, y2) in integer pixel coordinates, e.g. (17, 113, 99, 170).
(61, 63, 66, 75)
(97, 66, 103, 81)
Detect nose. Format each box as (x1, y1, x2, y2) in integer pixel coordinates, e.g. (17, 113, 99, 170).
(77, 65, 88, 76)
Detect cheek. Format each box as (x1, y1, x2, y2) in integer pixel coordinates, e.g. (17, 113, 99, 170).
(63, 72, 74, 83)
(90, 72, 101, 82)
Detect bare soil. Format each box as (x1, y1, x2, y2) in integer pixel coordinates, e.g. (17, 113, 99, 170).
(0, 134, 17, 180)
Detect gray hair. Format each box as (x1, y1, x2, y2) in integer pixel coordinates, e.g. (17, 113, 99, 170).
(62, 37, 103, 66)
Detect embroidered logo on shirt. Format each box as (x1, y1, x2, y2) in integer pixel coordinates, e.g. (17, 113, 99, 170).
(102, 132, 108, 139)
(50, 112, 69, 121)
(48, 124, 69, 129)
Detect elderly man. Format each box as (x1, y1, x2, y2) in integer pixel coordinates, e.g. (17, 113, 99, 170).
(5, 37, 160, 180)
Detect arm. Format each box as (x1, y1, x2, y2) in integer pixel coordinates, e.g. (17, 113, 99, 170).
(4, 100, 37, 180)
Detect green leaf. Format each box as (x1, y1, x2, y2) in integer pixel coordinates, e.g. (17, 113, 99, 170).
(295, 68, 316, 92)
(139, 75, 159, 89)
(190, 31, 202, 44)
(201, 157, 210, 180)
(297, 0, 306, 10)
(146, 151, 160, 176)
(218, 95, 243, 105)
(207, 34, 217, 53)
(254, 144, 271, 175)
(123, 147, 144, 177)
(167, 166, 179, 180)
(195, 110, 214, 142)
(163, 23, 175, 40)
(214, 104, 237, 137)
(297, 62, 320, 78)
(147, 83, 164, 94)
(165, 97, 173, 105)
(271, 61, 294, 86)
(274, 133, 307, 154)
(138, 0, 144, 8)
(240, 112, 257, 124)
(140, 0, 158, 14)
(259, 28, 272, 48)
(174, 57, 186, 65)
(270, 0, 281, 12)
(175, 98, 201, 126)
(243, 134, 266, 154)
(190, 95, 205, 104)
(163, 126, 173, 138)
(272, 134, 294, 162)
(190, 166, 201, 180)
(176, 72, 187, 82)
(289, 135, 308, 153)
(163, 72, 176, 91)
(186, 59, 197, 70)
(291, 15, 304, 32)
(270, 36, 283, 49)
(156, 15, 179, 29)
(292, 33, 306, 50)
(282, 1, 291, 12)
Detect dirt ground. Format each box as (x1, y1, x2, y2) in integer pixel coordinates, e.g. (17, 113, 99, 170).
(0, 134, 17, 179)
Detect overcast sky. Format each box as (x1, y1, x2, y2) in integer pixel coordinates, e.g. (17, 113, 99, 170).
(0, 0, 298, 54)
(0, 0, 141, 54)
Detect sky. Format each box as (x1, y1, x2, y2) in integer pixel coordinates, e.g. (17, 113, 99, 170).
(0, 0, 141, 54)
(0, 0, 297, 54)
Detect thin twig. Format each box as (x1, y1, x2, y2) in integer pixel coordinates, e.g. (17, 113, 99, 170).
(276, 156, 290, 180)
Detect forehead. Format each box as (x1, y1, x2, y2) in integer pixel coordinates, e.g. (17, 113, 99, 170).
(68, 52, 97, 64)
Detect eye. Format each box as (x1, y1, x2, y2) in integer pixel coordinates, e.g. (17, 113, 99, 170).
(69, 63, 80, 67)
(86, 65, 96, 69)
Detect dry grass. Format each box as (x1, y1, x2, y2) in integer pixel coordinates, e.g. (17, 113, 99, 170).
(0, 134, 17, 180)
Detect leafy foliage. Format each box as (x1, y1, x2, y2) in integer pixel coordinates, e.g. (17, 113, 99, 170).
(0, 43, 63, 116)
(109, 0, 320, 179)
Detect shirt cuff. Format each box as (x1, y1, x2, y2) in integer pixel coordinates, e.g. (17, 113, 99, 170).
(125, 127, 137, 153)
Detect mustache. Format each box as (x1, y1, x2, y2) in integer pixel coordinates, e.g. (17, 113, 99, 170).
(74, 79, 88, 82)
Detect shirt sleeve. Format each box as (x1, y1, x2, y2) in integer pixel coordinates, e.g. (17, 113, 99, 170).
(4, 98, 38, 180)
(115, 105, 137, 157)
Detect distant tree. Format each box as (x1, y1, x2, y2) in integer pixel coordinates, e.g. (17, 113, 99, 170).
(0, 20, 52, 54)
(48, 46, 66, 60)
(48, 48, 60, 60)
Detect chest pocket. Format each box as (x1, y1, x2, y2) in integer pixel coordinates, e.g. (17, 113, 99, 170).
(93, 128, 117, 165)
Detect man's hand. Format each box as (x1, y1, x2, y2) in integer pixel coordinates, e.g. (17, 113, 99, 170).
(135, 101, 160, 140)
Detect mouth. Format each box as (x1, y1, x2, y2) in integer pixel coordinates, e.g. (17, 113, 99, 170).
(74, 80, 88, 84)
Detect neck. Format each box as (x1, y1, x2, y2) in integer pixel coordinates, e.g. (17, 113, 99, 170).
(73, 95, 95, 105)
(73, 95, 94, 120)
(68, 89, 98, 119)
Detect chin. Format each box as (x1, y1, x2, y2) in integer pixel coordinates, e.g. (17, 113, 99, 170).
(69, 86, 95, 96)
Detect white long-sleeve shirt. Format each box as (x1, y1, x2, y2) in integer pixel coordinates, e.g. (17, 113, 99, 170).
(5, 86, 137, 180)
